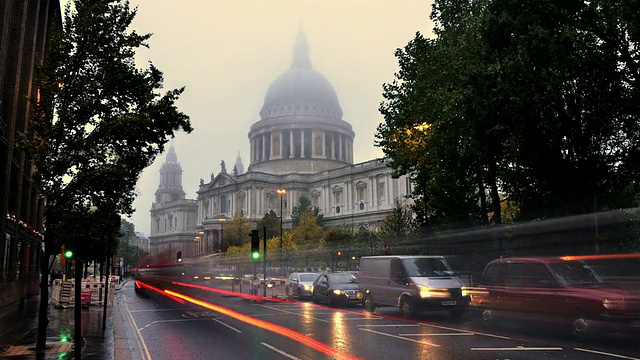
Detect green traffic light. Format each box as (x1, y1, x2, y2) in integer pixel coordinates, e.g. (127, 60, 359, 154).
(252, 252, 260, 260)
(64, 250, 73, 258)
(178, 258, 182, 262)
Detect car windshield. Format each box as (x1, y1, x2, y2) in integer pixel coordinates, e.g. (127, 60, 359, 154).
(329, 274, 358, 284)
(549, 262, 602, 286)
(299, 274, 318, 282)
(402, 258, 452, 277)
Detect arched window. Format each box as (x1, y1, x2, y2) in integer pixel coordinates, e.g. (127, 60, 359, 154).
(314, 135, 323, 156)
(220, 195, 227, 213)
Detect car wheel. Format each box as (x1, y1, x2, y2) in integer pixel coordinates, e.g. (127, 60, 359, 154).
(134, 282, 145, 297)
(363, 295, 376, 313)
(481, 310, 493, 327)
(312, 293, 319, 304)
(401, 298, 418, 318)
(572, 317, 590, 341)
(327, 294, 334, 307)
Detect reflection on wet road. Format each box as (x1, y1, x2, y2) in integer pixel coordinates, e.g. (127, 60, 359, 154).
(118, 280, 640, 360)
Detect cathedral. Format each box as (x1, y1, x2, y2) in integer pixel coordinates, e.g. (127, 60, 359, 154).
(149, 32, 413, 258)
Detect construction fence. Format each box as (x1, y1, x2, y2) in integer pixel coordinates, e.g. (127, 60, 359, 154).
(50, 279, 115, 307)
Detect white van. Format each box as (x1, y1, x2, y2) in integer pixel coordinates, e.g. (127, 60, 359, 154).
(357, 255, 469, 318)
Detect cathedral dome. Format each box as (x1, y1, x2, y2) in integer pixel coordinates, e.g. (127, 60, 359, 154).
(260, 31, 342, 115)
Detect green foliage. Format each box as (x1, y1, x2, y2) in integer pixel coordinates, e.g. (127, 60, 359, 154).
(376, 0, 640, 230)
(224, 210, 253, 249)
(257, 210, 281, 240)
(379, 202, 418, 252)
(291, 196, 324, 227)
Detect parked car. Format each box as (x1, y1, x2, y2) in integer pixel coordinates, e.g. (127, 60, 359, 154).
(312, 272, 359, 307)
(357, 255, 469, 318)
(285, 272, 319, 298)
(469, 256, 640, 336)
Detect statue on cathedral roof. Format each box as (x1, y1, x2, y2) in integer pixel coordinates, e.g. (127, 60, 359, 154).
(221, 160, 227, 173)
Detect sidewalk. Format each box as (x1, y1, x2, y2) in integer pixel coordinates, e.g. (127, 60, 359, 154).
(0, 286, 120, 359)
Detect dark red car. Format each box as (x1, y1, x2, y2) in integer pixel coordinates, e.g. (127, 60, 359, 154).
(469, 256, 640, 336)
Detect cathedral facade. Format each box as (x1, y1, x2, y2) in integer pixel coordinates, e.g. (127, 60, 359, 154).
(149, 32, 412, 258)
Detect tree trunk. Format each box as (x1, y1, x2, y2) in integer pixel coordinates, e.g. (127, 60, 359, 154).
(477, 167, 489, 225)
(36, 238, 51, 351)
(488, 161, 502, 224)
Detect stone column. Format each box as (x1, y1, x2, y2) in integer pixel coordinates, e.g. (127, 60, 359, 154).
(322, 131, 326, 157)
(289, 130, 294, 158)
(301, 130, 305, 158)
(280, 131, 284, 158)
(262, 133, 267, 160)
(331, 133, 335, 159)
(339, 134, 343, 161)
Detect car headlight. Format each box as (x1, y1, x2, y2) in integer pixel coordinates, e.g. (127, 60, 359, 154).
(420, 287, 449, 298)
(603, 298, 626, 311)
(333, 289, 344, 295)
(303, 285, 312, 290)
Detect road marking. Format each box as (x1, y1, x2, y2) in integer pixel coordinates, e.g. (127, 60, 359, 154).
(213, 318, 242, 333)
(358, 324, 420, 327)
(258, 304, 330, 323)
(124, 306, 152, 360)
(471, 346, 563, 351)
(341, 317, 383, 321)
(138, 318, 217, 330)
(400, 332, 474, 336)
(261, 342, 302, 360)
(360, 328, 439, 347)
(574, 348, 640, 359)
(129, 308, 192, 313)
(122, 294, 129, 303)
(419, 322, 511, 340)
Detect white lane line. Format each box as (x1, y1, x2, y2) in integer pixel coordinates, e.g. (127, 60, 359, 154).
(139, 318, 216, 330)
(400, 333, 474, 336)
(358, 324, 420, 327)
(212, 318, 242, 333)
(419, 322, 510, 340)
(258, 304, 330, 323)
(574, 348, 640, 360)
(129, 308, 192, 313)
(261, 342, 302, 360)
(341, 317, 383, 321)
(360, 328, 440, 347)
(124, 306, 152, 360)
(471, 347, 563, 351)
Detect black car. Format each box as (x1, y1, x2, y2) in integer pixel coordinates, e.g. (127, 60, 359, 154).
(312, 272, 359, 307)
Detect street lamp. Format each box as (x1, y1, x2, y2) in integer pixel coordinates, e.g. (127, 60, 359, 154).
(218, 218, 226, 253)
(276, 188, 287, 272)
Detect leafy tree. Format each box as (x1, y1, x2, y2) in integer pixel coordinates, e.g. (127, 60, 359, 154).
(223, 210, 253, 249)
(257, 210, 281, 240)
(379, 202, 417, 252)
(291, 211, 324, 266)
(291, 196, 324, 227)
(23, 0, 191, 349)
(376, 0, 640, 231)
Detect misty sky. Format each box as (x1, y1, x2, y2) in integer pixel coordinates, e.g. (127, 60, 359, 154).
(62, 1, 434, 235)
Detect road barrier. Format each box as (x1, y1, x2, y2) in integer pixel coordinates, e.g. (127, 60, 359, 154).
(50, 279, 115, 307)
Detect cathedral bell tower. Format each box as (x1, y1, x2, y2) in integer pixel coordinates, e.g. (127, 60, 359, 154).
(154, 144, 186, 204)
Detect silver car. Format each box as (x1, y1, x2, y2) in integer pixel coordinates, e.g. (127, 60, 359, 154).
(286, 272, 319, 298)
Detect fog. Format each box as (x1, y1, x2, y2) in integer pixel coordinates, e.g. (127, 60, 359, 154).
(62, 0, 434, 234)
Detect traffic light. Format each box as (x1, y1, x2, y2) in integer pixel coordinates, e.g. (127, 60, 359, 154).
(64, 249, 73, 259)
(337, 251, 342, 257)
(177, 251, 183, 262)
(250, 230, 260, 260)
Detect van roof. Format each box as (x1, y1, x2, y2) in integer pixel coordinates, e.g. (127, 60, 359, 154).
(360, 255, 445, 259)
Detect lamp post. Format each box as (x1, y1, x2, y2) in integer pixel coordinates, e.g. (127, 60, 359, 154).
(276, 188, 287, 272)
(218, 218, 226, 253)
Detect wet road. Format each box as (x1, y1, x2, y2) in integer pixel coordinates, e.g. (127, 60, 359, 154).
(116, 280, 640, 360)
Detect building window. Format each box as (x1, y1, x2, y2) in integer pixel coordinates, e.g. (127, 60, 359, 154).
(378, 182, 386, 201)
(359, 201, 365, 210)
(314, 135, 323, 156)
(221, 195, 227, 213)
(272, 133, 281, 157)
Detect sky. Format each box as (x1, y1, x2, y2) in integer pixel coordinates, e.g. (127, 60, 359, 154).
(62, 1, 435, 235)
